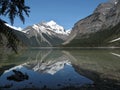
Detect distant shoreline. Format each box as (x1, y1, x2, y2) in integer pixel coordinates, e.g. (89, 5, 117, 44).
(29, 47, 120, 50)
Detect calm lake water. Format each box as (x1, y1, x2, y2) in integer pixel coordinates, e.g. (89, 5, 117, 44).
(0, 48, 120, 89)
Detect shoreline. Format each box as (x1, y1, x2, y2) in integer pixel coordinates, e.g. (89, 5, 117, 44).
(29, 47, 120, 50)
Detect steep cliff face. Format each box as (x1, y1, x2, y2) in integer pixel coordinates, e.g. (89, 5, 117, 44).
(63, 0, 120, 47)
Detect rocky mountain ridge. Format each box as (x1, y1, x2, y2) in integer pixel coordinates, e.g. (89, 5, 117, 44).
(2, 0, 120, 48)
(7, 21, 71, 47)
(63, 0, 120, 47)
(23, 20, 70, 35)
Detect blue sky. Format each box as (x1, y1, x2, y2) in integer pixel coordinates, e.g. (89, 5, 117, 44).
(2, 0, 108, 30)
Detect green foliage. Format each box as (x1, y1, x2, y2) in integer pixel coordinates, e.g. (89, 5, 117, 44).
(0, 0, 30, 25)
(0, 19, 19, 53)
(0, 0, 30, 53)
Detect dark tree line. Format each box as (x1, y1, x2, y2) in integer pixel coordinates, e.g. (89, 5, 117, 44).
(0, 0, 30, 53)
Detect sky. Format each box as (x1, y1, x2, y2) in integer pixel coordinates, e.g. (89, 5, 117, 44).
(1, 0, 108, 30)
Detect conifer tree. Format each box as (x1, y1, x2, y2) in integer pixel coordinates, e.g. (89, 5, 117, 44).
(0, 0, 30, 53)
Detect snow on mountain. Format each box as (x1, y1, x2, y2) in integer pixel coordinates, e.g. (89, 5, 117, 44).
(5, 20, 70, 36)
(4, 21, 71, 47)
(21, 20, 70, 47)
(46, 20, 65, 34)
(66, 29, 71, 34)
(109, 0, 118, 5)
(5, 23, 22, 31)
(32, 24, 53, 36)
(31, 20, 69, 35)
(63, 0, 120, 47)
(109, 37, 120, 43)
(115, 1, 118, 4)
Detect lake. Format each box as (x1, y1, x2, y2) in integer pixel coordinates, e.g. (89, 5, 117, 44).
(0, 48, 120, 90)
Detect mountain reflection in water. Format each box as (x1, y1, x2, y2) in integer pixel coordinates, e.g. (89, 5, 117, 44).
(0, 49, 93, 90)
(0, 49, 120, 90)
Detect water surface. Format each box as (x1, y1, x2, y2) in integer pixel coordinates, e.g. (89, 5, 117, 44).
(0, 49, 120, 89)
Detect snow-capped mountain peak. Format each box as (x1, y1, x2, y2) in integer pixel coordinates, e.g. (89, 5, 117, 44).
(46, 20, 57, 26)
(30, 20, 69, 35)
(45, 20, 65, 34)
(22, 20, 69, 47)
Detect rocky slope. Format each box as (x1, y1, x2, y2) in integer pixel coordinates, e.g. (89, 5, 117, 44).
(8, 21, 70, 47)
(63, 0, 120, 47)
(21, 21, 69, 47)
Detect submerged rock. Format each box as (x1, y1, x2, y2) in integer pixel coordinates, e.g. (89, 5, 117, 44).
(7, 70, 29, 82)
